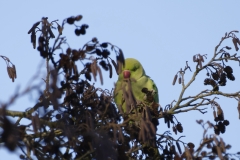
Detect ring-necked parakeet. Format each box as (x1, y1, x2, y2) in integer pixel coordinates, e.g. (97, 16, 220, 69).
(114, 58, 159, 116)
(114, 58, 160, 158)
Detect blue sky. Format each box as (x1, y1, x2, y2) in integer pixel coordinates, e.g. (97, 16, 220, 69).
(0, 1, 240, 159)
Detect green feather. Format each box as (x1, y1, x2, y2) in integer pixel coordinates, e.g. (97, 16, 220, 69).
(114, 58, 159, 113)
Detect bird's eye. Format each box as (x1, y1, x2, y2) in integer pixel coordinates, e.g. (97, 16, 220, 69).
(132, 66, 138, 71)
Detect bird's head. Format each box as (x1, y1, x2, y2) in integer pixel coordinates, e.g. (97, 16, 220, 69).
(120, 58, 145, 80)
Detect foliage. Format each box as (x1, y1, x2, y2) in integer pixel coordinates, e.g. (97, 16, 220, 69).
(1, 15, 240, 160)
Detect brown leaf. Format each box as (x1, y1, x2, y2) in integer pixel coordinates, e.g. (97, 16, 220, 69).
(172, 74, 178, 85)
(198, 59, 202, 69)
(57, 24, 63, 35)
(7, 67, 13, 79)
(220, 138, 225, 153)
(97, 66, 103, 85)
(7, 67, 15, 82)
(32, 114, 40, 133)
(199, 55, 204, 62)
(176, 141, 182, 154)
(232, 38, 239, 51)
(111, 59, 118, 75)
(117, 59, 122, 75)
(31, 31, 36, 49)
(217, 106, 224, 120)
(118, 49, 125, 67)
(178, 76, 181, 84)
(237, 38, 240, 45)
(91, 61, 97, 82)
(108, 63, 112, 78)
(193, 55, 197, 62)
(12, 65, 17, 79)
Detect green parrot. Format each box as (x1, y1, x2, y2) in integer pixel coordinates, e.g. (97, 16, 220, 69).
(114, 58, 159, 115)
(114, 58, 160, 158)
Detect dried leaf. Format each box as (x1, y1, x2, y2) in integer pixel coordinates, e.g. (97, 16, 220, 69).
(111, 59, 118, 75)
(117, 59, 122, 75)
(7, 67, 16, 82)
(217, 106, 224, 120)
(220, 138, 225, 153)
(31, 31, 36, 49)
(12, 65, 17, 79)
(97, 66, 103, 85)
(193, 55, 196, 62)
(199, 55, 204, 62)
(108, 63, 112, 78)
(176, 141, 182, 154)
(213, 110, 216, 119)
(178, 76, 181, 84)
(91, 61, 97, 81)
(7, 67, 13, 78)
(232, 38, 239, 51)
(118, 49, 125, 67)
(32, 114, 40, 133)
(237, 38, 240, 45)
(172, 74, 178, 85)
(198, 59, 202, 69)
(57, 24, 63, 35)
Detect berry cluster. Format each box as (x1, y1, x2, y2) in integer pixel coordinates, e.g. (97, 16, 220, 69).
(212, 105, 230, 135)
(214, 120, 229, 135)
(204, 65, 235, 91)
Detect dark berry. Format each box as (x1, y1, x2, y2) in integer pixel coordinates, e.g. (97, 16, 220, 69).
(66, 17, 75, 24)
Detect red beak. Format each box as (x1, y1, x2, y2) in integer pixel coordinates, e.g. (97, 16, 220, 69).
(123, 70, 131, 79)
